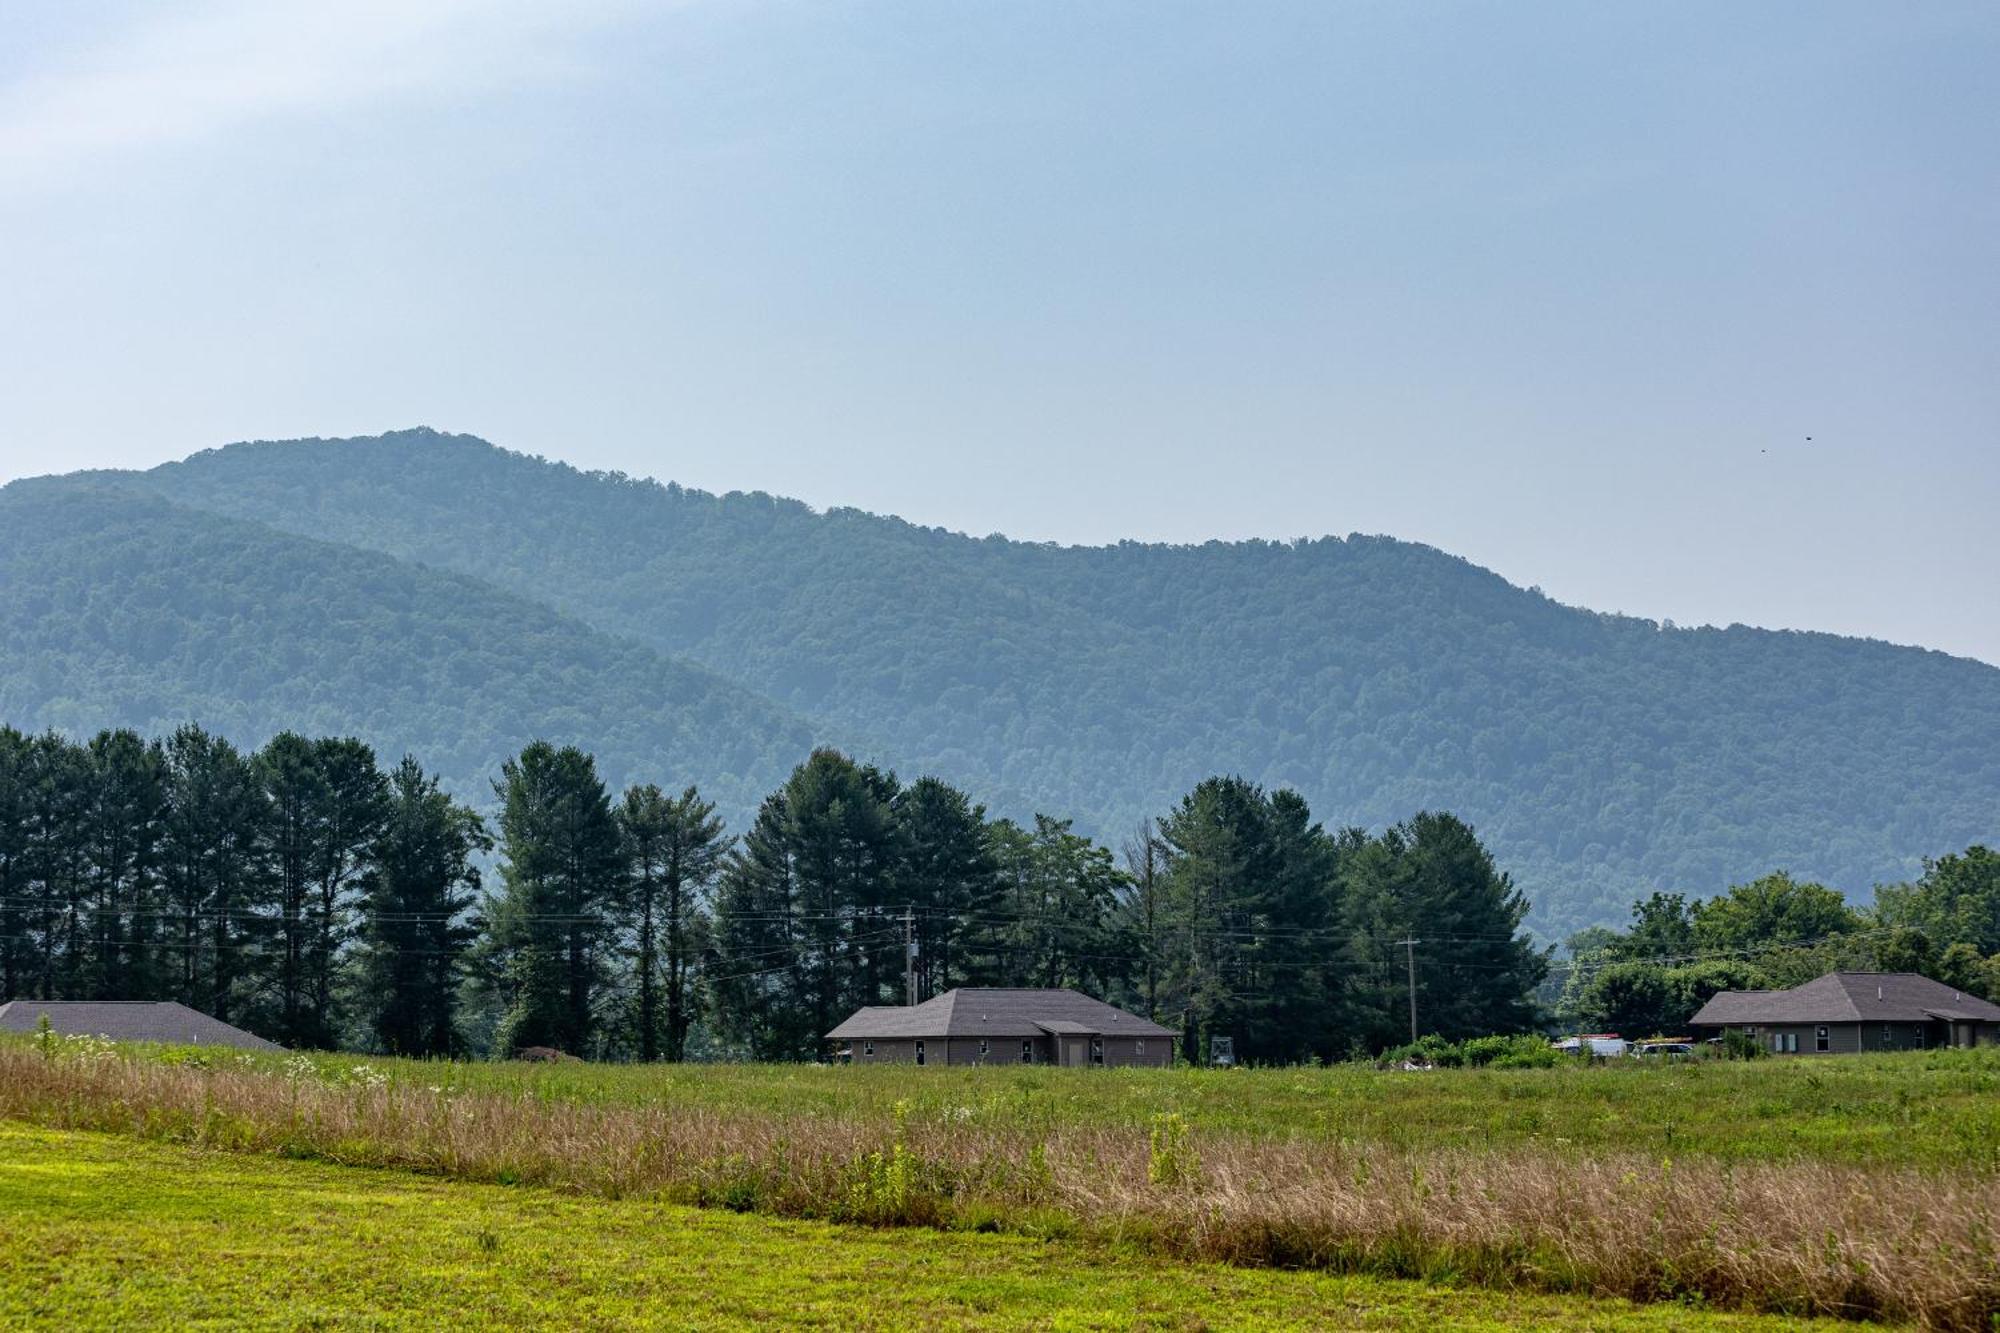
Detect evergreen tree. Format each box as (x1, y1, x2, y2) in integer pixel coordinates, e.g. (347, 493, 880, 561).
(362, 756, 488, 1056)
(966, 815, 1124, 996)
(488, 741, 624, 1057)
(159, 726, 269, 1023)
(1251, 789, 1341, 1058)
(892, 776, 993, 999)
(708, 790, 806, 1059)
(618, 783, 730, 1061)
(1155, 778, 1337, 1064)
(708, 750, 905, 1059)
(29, 733, 90, 1001)
(0, 727, 32, 999)
(258, 733, 326, 1045)
(305, 738, 390, 1046)
(1339, 812, 1545, 1052)
(786, 750, 903, 1029)
(80, 730, 167, 1000)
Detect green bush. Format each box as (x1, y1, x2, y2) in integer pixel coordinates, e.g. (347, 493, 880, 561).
(1382, 1033, 1563, 1070)
(1380, 1035, 1465, 1068)
(1718, 1030, 1765, 1061)
(1472, 1035, 1565, 1069)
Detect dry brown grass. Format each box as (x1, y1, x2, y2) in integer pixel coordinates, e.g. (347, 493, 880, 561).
(3, 1045, 1994, 1329)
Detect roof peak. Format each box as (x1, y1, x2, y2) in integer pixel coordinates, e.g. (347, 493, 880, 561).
(0, 998, 190, 1007)
(935, 986, 1090, 997)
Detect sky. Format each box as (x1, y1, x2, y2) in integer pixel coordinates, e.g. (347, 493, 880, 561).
(2, 2, 1996, 663)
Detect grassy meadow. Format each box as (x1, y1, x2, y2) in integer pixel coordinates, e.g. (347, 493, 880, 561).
(0, 1123, 1857, 1332)
(3, 1038, 1998, 1328)
(253, 1043, 2000, 1167)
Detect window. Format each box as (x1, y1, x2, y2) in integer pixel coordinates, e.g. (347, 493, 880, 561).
(915, 1040, 926, 1066)
(1883, 1024, 1893, 1048)
(1785, 1033, 1798, 1053)
(1135, 1039, 1146, 1058)
(1916, 1027, 1927, 1049)
(1816, 1026, 1829, 1053)
(978, 1039, 988, 1059)
(1771, 1034, 1782, 1054)
(1090, 1037, 1104, 1066)
(1021, 1039, 1033, 1064)
(863, 1041, 873, 1057)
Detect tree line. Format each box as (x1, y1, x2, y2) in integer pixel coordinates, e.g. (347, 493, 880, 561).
(0, 725, 1548, 1061)
(1555, 851, 2000, 1037)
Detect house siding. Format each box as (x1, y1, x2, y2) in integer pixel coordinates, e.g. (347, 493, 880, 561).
(945, 1036, 1051, 1066)
(852, 1038, 921, 1064)
(1726, 1023, 1860, 1055)
(1716, 1020, 1994, 1055)
(1103, 1036, 1170, 1068)
(843, 1033, 1169, 1067)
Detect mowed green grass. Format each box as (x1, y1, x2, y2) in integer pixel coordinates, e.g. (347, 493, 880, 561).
(0, 1124, 1853, 1331)
(252, 1045, 2000, 1168)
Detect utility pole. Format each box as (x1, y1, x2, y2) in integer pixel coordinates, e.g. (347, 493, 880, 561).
(903, 905, 918, 1007)
(1397, 938, 1420, 1044)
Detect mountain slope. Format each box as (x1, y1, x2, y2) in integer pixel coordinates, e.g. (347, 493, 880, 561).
(0, 481, 817, 817)
(38, 430, 2000, 932)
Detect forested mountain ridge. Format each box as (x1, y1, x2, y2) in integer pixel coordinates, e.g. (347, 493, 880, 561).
(36, 427, 1988, 936)
(0, 482, 818, 818)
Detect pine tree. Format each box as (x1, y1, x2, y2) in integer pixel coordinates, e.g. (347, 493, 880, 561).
(1338, 812, 1545, 1050)
(619, 783, 730, 1061)
(1157, 777, 1272, 1062)
(29, 733, 91, 1001)
(80, 730, 167, 1000)
(892, 776, 993, 999)
(160, 726, 270, 1023)
(709, 790, 805, 1059)
(258, 733, 325, 1045)
(304, 738, 389, 1046)
(0, 727, 32, 1000)
(708, 751, 904, 1060)
(362, 756, 488, 1057)
(489, 742, 624, 1057)
(969, 815, 1124, 994)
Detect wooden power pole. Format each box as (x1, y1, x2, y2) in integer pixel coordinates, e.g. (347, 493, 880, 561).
(1397, 938, 1420, 1044)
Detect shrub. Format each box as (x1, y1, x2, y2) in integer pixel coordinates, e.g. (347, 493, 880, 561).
(1381, 1035, 1463, 1069)
(1718, 1030, 1765, 1060)
(1381, 1034, 1560, 1069)
(1466, 1034, 1564, 1069)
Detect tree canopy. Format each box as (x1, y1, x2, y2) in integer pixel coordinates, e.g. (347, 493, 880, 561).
(9, 429, 1986, 935)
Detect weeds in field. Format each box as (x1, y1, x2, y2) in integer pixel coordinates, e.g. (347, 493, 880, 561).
(1148, 1112, 1200, 1189)
(2, 1041, 1996, 1329)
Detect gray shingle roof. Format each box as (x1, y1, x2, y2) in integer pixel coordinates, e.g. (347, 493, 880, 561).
(826, 989, 1177, 1040)
(0, 1000, 282, 1050)
(1689, 972, 2000, 1027)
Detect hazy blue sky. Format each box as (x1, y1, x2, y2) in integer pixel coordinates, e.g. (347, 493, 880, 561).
(3, 3, 1996, 662)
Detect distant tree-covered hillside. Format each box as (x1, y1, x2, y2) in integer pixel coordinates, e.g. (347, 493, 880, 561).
(22, 431, 2000, 934)
(0, 484, 816, 819)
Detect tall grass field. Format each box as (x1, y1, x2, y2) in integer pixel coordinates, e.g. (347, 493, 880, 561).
(4, 1037, 1997, 1328)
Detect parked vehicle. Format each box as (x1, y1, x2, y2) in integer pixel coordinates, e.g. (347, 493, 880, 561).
(1553, 1034, 1628, 1058)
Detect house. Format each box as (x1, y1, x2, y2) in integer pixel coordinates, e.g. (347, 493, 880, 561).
(1688, 972, 2000, 1054)
(826, 988, 1176, 1067)
(0, 1000, 282, 1051)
